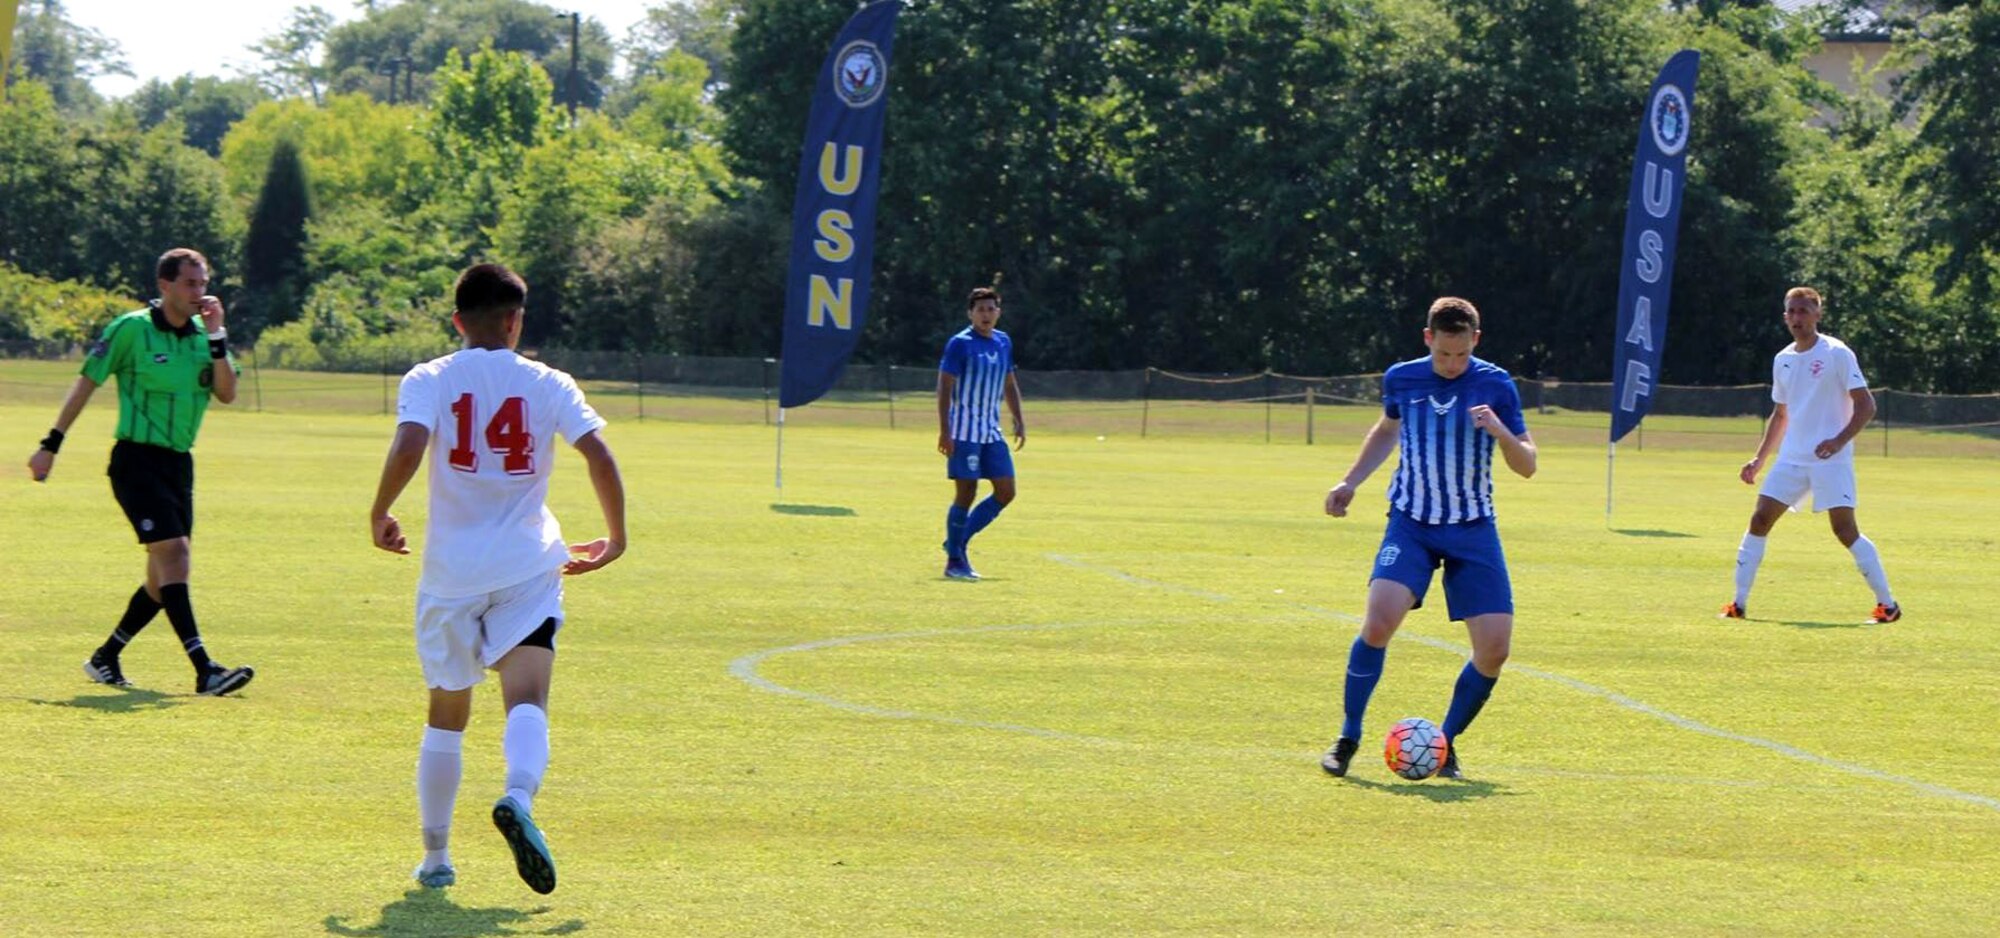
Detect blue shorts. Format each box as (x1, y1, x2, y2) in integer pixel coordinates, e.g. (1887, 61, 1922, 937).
(946, 439, 1014, 480)
(1369, 512, 1513, 620)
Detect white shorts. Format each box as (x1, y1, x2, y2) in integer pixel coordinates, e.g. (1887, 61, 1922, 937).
(1759, 459, 1858, 513)
(415, 570, 564, 691)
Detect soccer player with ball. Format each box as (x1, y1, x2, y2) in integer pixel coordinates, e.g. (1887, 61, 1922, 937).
(1318, 298, 1536, 780)
(369, 264, 628, 893)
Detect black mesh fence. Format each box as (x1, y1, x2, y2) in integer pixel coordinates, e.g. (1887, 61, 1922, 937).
(4, 344, 1994, 455)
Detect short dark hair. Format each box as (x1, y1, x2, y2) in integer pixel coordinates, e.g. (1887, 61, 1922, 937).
(1427, 296, 1480, 334)
(156, 248, 210, 283)
(967, 286, 1001, 310)
(454, 263, 528, 324)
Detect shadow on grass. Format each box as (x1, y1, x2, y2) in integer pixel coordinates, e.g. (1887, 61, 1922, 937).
(1341, 776, 1510, 803)
(23, 687, 181, 713)
(770, 503, 857, 517)
(1612, 528, 1698, 539)
(324, 888, 585, 938)
(1767, 617, 1870, 630)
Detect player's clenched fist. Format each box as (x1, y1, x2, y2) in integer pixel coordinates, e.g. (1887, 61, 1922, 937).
(1325, 481, 1355, 517)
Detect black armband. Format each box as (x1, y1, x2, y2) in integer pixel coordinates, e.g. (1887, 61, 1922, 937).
(208, 331, 228, 360)
(39, 428, 65, 454)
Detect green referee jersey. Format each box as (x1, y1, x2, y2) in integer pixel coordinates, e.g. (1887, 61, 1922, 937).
(79, 303, 239, 453)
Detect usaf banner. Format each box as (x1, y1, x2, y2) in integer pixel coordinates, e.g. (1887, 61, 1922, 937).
(1610, 50, 1699, 443)
(778, 0, 902, 409)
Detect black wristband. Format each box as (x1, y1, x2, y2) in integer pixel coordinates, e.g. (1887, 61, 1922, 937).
(39, 428, 64, 454)
(209, 336, 228, 360)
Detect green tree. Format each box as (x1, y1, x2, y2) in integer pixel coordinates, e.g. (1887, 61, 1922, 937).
(7, 0, 129, 114)
(249, 5, 336, 105)
(321, 0, 614, 110)
(239, 137, 315, 340)
(123, 75, 270, 156)
(621, 0, 739, 92)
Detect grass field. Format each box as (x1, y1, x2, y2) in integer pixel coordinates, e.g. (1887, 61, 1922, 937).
(3, 360, 1997, 936)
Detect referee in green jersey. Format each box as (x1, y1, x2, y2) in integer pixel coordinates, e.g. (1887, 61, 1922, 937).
(28, 248, 254, 696)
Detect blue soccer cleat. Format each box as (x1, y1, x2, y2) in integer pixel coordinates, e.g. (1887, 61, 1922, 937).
(944, 558, 980, 580)
(491, 795, 556, 894)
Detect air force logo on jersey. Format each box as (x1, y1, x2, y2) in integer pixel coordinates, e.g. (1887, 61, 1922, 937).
(1428, 394, 1457, 416)
(833, 40, 888, 108)
(1650, 84, 1691, 156)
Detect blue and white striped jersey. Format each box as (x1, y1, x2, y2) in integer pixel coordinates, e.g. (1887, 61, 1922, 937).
(1380, 356, 1527, 525)
(939, 327, 1014, 443)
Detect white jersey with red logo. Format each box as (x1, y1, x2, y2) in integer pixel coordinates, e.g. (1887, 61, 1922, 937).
(396, 348, 606, 598)
(1771, 334, 1866, 465)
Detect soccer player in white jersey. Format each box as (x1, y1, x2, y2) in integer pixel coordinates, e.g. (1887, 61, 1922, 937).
(935, 285, 1026, 580)
(1723, 286, 1899, 623)
(1318, 298, 1537, 780)
(368, 264, 627, 894)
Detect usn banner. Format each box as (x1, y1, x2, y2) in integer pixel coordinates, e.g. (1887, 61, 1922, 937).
(1610, 49, 1699, 443)
(777, 1, 902, 409)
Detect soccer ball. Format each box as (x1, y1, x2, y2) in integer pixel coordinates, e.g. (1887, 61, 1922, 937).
(1383, 717, 1448, 780)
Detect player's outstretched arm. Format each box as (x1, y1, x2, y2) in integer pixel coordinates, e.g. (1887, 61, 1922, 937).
(1326, 416, 1400, 517)
(369, 422, 429, 554)
(1004, 371, 1026, 450)
(1742, 404, 1787, 483)
(564, 430, 626, 575)
(27, 376, 99, 482)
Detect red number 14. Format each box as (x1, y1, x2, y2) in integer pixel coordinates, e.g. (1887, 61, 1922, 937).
(448, 394, 535, 474)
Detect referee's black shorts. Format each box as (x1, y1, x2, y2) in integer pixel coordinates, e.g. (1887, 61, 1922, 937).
(106, 440, 194, 543)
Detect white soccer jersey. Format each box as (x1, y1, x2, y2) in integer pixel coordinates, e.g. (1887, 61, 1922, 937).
(1771, 334, 1867, 465)
(397, 348, 606, 598)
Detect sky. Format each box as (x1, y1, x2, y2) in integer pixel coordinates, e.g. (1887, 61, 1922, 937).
(64, 0, 663, 100)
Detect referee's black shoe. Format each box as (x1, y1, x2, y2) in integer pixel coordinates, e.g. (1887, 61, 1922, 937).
(1319, 737, 1359, 777)
(197, 663, 254, 697)
(83, 651, 131, 688)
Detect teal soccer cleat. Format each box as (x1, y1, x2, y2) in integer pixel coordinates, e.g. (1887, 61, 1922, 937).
(412, 863, 456, 888)
(491, 795, 557, 894)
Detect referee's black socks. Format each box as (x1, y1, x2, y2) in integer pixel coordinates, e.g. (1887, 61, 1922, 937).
(158, 584, 214, 673)
(98, 585, 163, 660)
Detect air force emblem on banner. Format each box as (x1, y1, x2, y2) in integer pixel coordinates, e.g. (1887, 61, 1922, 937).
(834, 40, 887, 108)
(1650, 84, 1690, 156)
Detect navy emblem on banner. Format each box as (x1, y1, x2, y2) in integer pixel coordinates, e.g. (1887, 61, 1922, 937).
(834, 41, 887, 108)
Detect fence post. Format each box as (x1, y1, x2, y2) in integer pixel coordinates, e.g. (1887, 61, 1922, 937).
(248, 344, 263, 413)
(635, 352, 646, 422)
(1264, 371, 1273, 444)
(1141, 368, 1152, 439)
(1306, 385, 1315, 445)
(886, 361, 896, 430)
(1881, 390, 1889, 457)
(763, 358, 775, 427)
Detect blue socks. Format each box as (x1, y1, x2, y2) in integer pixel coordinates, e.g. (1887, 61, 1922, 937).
(944, 504, 970, 559)
(945, 497, 1008, 560)
(1441, 662, 1499, 741)
(966, 496, 1006, 540)
(1339, 638, 1387, 741)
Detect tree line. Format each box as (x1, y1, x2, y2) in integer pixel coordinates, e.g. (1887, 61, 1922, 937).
(2, 0, 1995, 391)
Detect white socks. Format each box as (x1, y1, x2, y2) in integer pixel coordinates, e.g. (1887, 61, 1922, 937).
(1734, 532, 1767, 607)
(417, 726, 464, 869)
(503, 704, 550, 817)
(1848, 536, 1894, 605)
